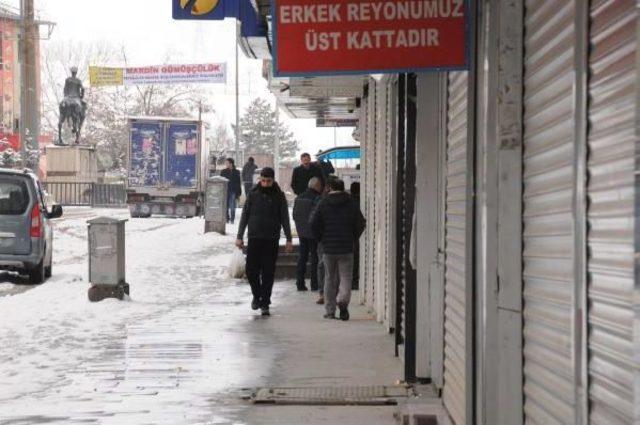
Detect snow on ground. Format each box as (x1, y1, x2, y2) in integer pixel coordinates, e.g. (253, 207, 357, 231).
(0, 207, 267, 424)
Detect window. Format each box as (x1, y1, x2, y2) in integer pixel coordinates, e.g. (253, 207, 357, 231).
(0, 178, 29, 215)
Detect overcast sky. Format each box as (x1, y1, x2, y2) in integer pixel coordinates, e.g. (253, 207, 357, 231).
(15, 0, 356, 156)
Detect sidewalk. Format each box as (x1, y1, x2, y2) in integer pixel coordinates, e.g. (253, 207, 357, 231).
(235, 282, 404, 425)
(0, 211, 409, 424)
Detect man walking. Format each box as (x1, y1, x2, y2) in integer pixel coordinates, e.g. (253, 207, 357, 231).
(311, 178, 366, 321)
(242, 156, 258, 196)
(220, 158, 242, 224)
(292, 177, 323, 292)
(315, 174, 337, 305)
(291, 153, 323, 196)
(236, 167, 293, 316)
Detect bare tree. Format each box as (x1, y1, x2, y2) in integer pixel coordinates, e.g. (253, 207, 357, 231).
(209, 120, 233, 153)
(41, 40, 214, 175)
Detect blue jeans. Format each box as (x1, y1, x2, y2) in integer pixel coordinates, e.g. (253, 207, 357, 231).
(227, 191, 237, 222)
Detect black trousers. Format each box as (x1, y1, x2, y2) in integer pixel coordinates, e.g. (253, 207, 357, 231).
(296, 237, 318, 290)
(246, 238, 279, 307)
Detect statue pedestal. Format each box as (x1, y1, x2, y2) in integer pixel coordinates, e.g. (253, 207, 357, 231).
(44, 145, 98, 183)
(44, 146, 99, 205)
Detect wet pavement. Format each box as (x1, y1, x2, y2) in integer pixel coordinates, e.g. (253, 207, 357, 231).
(0, 208, 402, 425)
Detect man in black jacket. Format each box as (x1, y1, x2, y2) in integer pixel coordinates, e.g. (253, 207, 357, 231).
(220, 158, 242, 224)
(290, 153, 323, 196)
(241, 157, 258, 196)
(236, 167, 293, 316)
(292, 177, 323, 291)
(310, 178, 366, 321)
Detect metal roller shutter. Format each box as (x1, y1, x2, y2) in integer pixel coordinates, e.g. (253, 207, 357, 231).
(375, 83, 388, 323)
(365, 83, 377, 309)
(522, 0, 577, 423)
(587, 1, 638, 423)
(443, 71, 470, 425)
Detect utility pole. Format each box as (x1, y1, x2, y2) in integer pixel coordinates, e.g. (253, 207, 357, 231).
(274, 102, 280, 182)
(234, 21, 241, 165)
(19, 0, 38, 171)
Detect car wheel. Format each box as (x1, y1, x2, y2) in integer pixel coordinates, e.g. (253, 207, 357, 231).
(28, 257, 46, 285)
(45, 261, 52, 278)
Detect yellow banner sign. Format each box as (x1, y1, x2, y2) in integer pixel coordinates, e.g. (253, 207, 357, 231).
(89, 66, 124, 87)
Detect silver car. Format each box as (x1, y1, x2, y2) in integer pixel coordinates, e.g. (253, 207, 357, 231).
(0, 168, 63, 284)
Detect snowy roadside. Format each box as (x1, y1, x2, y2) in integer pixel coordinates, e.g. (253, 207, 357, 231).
(0, 207, 260, 424)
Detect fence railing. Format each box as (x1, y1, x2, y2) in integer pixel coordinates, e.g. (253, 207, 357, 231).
(42, 182, 127, 208)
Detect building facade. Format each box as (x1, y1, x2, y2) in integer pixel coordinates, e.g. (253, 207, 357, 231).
(240, 1, 640, 424)
(0, 6, 42, 152)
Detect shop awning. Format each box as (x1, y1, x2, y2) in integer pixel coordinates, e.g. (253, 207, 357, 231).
(317, 146, 360, 160)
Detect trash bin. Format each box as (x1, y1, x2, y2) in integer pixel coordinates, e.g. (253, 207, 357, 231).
(205, 176, 228, 234)
(87, 217, 129, 301)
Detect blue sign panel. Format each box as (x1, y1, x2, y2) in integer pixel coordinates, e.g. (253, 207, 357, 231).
(172, 0, 238, 20)
(240, 0, 265, 37)
(129, 121, 163, 187)
(166, 123, 199, 188)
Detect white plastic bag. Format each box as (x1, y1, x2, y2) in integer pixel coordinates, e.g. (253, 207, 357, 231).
(229, 248, 246, 279)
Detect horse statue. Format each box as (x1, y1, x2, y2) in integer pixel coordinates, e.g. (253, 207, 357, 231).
(57, 66, 87, 146)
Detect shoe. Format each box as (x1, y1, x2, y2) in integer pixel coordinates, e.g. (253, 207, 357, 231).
(316, 296, 325, 305)
(339, 306, 350, 321)
(251, 297, 260, 311)
(261, 307, 270, 316)
(323, 313, 336, 319)
(297, 285, 309, 292)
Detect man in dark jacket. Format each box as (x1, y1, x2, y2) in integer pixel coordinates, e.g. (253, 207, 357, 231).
(241, 157, 258, 196)
(291, 152, 323, 196)
(236, 167, 293, 316)
(220, 158, 242, 224)
(292, 177, 323, 291)
(310, 178, 366, 321)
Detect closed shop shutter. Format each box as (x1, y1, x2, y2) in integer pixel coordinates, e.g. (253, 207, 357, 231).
(443, 71, 470, 425)
(358, 99, 368, 307)
(365, 83, 377, 309)
(522, 1, 578, 423)
(587, 1, 638, 423)
(375, 82, 388, 323)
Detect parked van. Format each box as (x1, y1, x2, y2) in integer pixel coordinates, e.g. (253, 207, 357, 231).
(0, 168, 63, 284)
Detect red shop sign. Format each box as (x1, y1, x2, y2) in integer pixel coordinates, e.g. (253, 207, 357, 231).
(273, 0, 470, 76)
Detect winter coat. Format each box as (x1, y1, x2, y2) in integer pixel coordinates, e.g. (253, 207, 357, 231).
(310, 191, 366, 255)
(220, 167, 242, 197)
(237, 183, 292, 241)
(242, 162, 258, 183)
(292, 188, 321, 239)
(290, 164, 324, 196)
